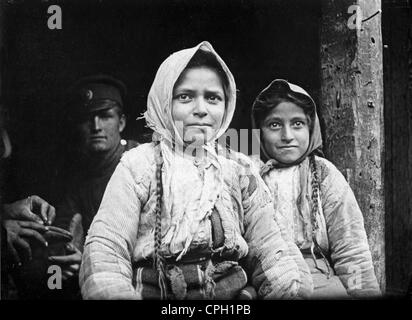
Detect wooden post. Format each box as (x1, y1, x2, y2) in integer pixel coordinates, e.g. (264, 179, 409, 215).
(319, 0, 385, 291)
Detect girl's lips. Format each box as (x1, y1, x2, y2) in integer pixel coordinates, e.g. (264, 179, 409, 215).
(188, 123, 212, 127)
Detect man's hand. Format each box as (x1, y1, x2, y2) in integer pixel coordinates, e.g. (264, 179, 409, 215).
(48, 243, 81, 281)
(48, 213, 83, 281)
(3, 195, 56, 225)
(3, 219, 48, 265)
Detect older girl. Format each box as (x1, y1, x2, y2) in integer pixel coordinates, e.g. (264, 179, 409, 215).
(79, 43, 312, 300)
(251, 79, 381, 298)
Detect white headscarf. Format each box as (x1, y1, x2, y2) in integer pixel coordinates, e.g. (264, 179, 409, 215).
(143, 41, 237, 260)
(144, 41, 236, 146)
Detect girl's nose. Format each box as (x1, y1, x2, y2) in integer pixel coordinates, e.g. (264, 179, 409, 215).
(281, 125, 293, 142)
(193, 98, 208, 117)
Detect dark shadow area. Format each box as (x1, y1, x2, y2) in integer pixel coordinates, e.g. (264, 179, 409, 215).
(1, 0, 320, 201)
(382, 0, 412, 297)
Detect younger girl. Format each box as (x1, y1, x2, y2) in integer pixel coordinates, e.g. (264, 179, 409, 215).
(79, 44, 312, 299)
(251, 79, 381, 298)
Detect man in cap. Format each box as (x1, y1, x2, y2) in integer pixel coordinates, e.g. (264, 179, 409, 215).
(47, 74, 138, 298)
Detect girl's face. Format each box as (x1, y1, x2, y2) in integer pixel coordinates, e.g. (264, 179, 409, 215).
(172, 67, 225, 145)
(261, 101, 310, 164)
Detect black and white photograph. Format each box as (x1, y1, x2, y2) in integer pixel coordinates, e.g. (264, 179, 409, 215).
(0, 0, 411, 311)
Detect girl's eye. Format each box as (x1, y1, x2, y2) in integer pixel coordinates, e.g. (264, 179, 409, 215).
(176, 94, 192, 102)
(269, 122, 281, 129)
(293, 121, 305, 128)
(207, 95, 223, 103)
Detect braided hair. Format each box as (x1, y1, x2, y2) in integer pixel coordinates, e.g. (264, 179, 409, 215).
(309, 153, 331, 276)
(309, 154, 320, 236)
(153, 140, 167, 299)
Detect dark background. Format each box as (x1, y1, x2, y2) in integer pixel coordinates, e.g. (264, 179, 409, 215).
(382, 0, 412, 296)
(1, 0, 321, 201)
(2, 0, 412, 299)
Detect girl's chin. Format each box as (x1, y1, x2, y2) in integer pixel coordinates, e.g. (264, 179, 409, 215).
(275, 156, 301, 164)
(267, 152, 302, 164)
(183, 133, 212, 145)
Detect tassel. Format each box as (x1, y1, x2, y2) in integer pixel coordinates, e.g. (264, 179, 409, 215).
(311, 237, 332, 278)
(155, 256, 168, 300)
(167, 265, 187, 300)
(203, 260, 216, 299)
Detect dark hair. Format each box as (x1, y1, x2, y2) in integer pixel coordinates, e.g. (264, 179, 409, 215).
(253, 86, 315, 133)
(175, 49, 230, 99)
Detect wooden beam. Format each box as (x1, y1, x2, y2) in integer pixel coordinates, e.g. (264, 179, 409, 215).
(319, 0, 385, 291)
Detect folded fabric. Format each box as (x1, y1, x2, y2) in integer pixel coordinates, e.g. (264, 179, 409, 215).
(210, 208, 225, 248)
(140, 284, 161, 300)
(214, 265, 248, 299)
(238, 286, 258, 300)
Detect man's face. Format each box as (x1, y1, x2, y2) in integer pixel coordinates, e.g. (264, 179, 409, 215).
(77, 107, 126, 154)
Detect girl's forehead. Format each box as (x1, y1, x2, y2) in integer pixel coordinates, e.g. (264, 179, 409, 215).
(176, 66, 222, 82)
(268, 101, 306, 117)
(172, 67, 226, 96)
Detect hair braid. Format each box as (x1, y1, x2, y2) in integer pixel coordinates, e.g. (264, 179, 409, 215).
(310, 154, 331, 276)
(153, 141, 167, 299)
(310, 154, 320, 234)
